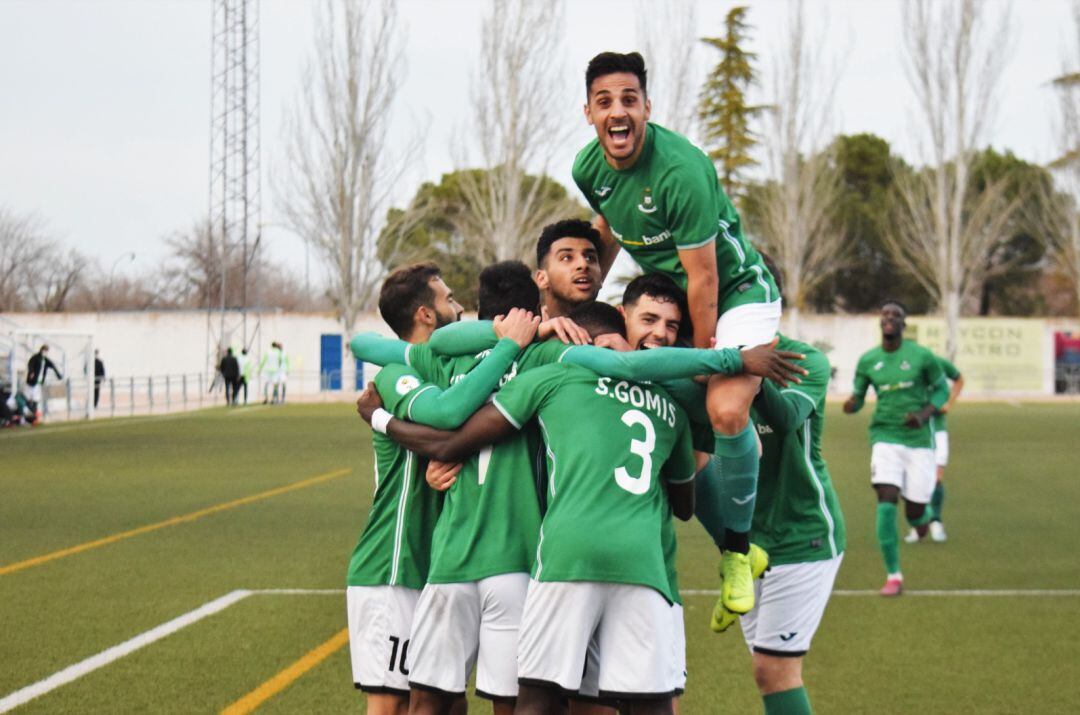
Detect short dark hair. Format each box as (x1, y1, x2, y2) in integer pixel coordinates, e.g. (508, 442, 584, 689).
(585, 52, 648, 98)
(536, 219, 602, 267)
(378, 262, 442, 338)
(881, 299, 908, 316)
(567, 301, 626, 340)
(622, 273, 687, 317)
(477, 261, 540, 320)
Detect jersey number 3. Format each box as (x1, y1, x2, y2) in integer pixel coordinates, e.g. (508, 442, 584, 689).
(615, 409, 656, 495)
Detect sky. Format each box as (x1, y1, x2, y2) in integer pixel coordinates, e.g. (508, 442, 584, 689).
(0, 0, 1073, 286)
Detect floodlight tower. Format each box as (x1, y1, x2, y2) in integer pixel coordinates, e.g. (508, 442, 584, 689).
(207, 0, 261, 375)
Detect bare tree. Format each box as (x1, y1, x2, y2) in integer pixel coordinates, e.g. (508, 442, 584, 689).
(0, 208, 51, 311)
(885, 0, 1014, 357)
(749, 0, 846, 337)
(452, 0, 581, 263)
(277, 0, 422, 333)
(636, 0, 702, 139)
(31, 247, 88, 312)
(1040, 1, 1080, 317)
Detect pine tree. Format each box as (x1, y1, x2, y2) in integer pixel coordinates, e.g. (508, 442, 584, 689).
(698, 6, 766, 198)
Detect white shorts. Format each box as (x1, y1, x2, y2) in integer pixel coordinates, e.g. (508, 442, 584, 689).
(870, 442, 936, 504)
(346, 585, 420, 695)
(23, 384, 42, 404)
(518, 580, 676, 699)
(740, 554, 843, 657)
(934, 431, 949, 467)
(408, 572, 529, 699)
(715, 299, 782, 349)
(271, 370, 287, 386)
(578, 601, 685, 699)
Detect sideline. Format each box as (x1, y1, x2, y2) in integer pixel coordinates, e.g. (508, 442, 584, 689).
(0, 467, 351, 577)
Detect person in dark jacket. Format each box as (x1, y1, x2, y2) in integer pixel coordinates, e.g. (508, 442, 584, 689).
(93, 350, 106, 408)
(219, 348, 241, 406)
(26, 345, 63, 418)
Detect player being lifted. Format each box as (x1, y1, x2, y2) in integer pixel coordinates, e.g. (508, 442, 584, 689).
(344, 262, 539, 715)
(843, 301, 948, 596)
(572, 52, 782, 613)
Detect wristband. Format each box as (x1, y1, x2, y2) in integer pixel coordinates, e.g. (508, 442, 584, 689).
(371, 408, 393, 435)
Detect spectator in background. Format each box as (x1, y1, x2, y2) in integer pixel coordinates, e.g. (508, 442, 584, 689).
(219, 348, 240, 406)
(260, 341, 289, 405)
(236, 348, 252, 405)
(26, 344, 63, 421)
(93, 350, 106, 408)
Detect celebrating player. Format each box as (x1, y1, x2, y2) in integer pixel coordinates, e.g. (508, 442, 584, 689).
(843, 301, 948, 596)
(357, 302, 696, 714)
(572, 51, 781, 614)
(345, 263, 537, 715)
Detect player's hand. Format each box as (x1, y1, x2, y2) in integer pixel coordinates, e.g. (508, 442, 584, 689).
(355, 383, 383, 424)
(426, 460, 462, 491)
(538, 307, 591, 345)
(842, 397, 858, 414)
(494, 308, 541, 349)
(739, 338, 807, 386)
(594, 333, 632, 351)
(903, 412, 924, 428)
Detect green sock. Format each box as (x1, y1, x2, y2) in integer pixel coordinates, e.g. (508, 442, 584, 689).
(907, 506, 934, 528)
(763, 686, 813, 715)
(693, 458, 727, 550)
(876, 502, 900, 575)
(714, 423, 759, 534)
(931, 483, 945, 522)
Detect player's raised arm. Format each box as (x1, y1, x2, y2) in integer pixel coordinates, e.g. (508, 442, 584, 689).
(559, 341, 806, 384)
(592, 214, 622, 279)
(349, 332, 409, 367)
(753, 346, 829, 434)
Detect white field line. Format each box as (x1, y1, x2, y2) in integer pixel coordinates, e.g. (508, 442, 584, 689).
(0, 410, 209, 440)
(682, 588, 1080, 597)
(0, 589, 252, 714)
(6, 586, 1077, 712)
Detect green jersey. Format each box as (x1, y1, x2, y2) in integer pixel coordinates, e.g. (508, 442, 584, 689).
(851, 339, 949, 449)
(750, 336, 845, 565)
(404, 340, 572, 583)
(493, 363, 696, 602)
(572, 122, 779, 311)
(930, 355, 961, 433)
(347, 364, 444, 589)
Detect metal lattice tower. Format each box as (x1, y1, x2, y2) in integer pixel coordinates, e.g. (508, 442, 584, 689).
(207, 0, 261, 373)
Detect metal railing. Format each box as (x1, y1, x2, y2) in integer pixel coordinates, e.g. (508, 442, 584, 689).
(20, 368, 371, 424)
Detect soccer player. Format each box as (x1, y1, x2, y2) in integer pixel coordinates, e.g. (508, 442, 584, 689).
(906, 354, 963, 544)
(572, 51, 781, 613)
(843, 301, 948, 596)
(345, 262, 537, 715)
(534, 218, 603, 325)
(259, 341, 289, 404)
(357, 302, 697, 715)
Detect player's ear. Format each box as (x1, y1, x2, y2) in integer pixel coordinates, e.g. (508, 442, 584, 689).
(644, 96, 651, 121)
(583, 101, 594, 126)
(414, 304, 434, 329)
(534, 269, 550, 291)
(617, 304, 627, 318)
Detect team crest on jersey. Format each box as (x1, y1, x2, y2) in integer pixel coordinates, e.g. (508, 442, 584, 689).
(900, 360, 911, 371)
(595, 185, 612, 197)
(637, 187, 657, 214)
(395, 374, 420, 395)
(873, 361, 884, 371)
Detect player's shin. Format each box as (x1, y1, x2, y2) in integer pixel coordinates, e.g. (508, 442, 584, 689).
(931, 483, 945, 522)
(692, 458, 727, 550)
(763, 687, 813, 715)
(875, 502, 901, 575)
(714, 423, 759, 554)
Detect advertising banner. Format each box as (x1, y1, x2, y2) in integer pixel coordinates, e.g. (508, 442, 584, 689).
(907, 318, 1045, 393)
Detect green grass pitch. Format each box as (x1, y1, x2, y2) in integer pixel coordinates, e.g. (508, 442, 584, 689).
(2, 402, 1078, 713)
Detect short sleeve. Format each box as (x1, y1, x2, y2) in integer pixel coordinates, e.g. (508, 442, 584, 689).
(491, 364, 566, 429)
(938, 356, 961, 380)
(572, 150, 604, 216)
(659, 163, 720, 250)
(373, 364, 437, 420)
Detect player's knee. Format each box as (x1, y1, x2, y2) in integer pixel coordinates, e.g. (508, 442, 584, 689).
(874, 485, 900, 503)
(752, 654, 802, 695)
(708, 406, 749, 435)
